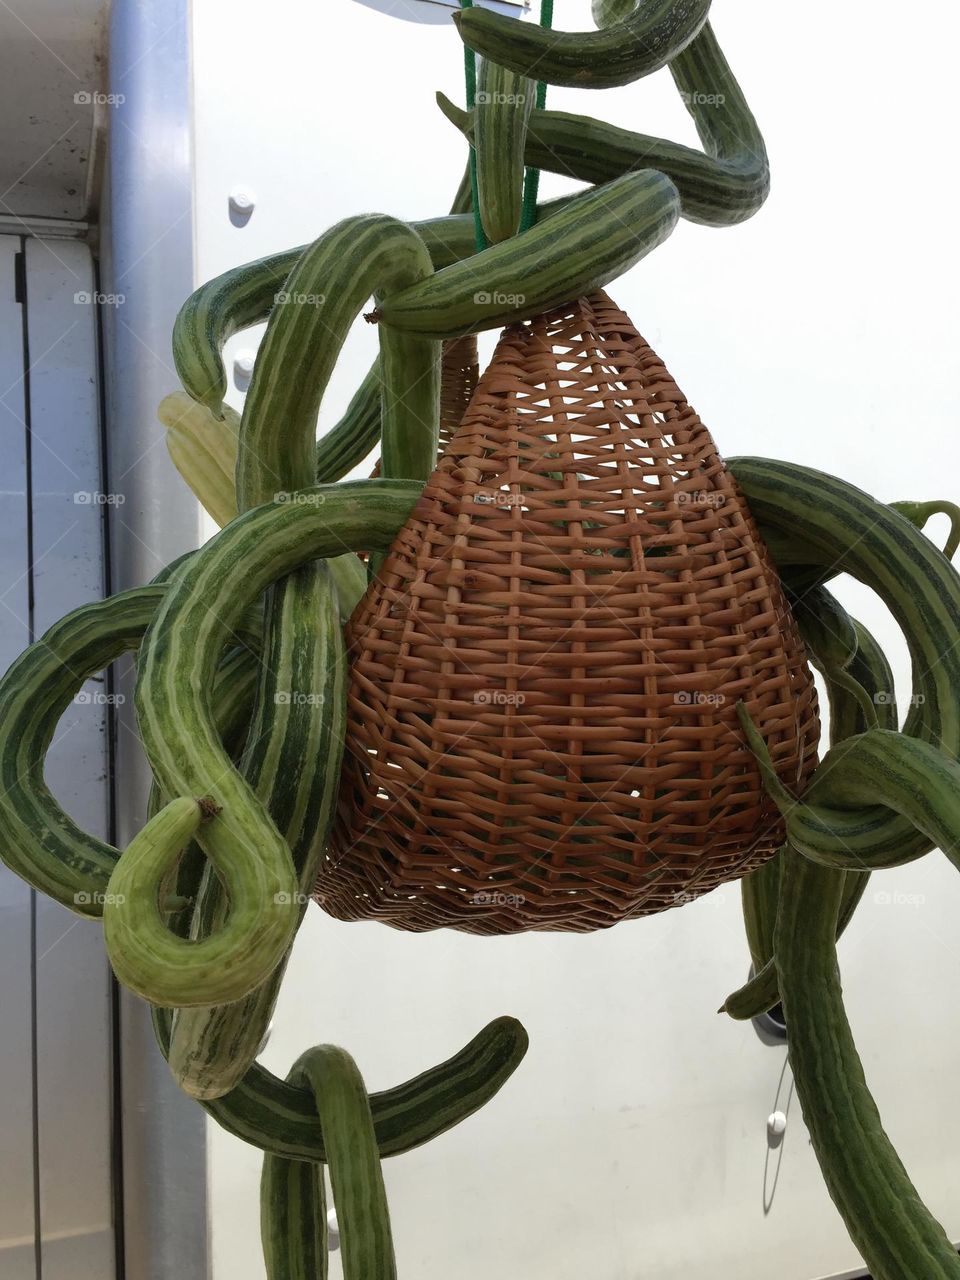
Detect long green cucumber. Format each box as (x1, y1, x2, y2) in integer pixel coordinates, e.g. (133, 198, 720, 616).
(173, 193, 577, 425)
(452, 0, 710, 89)
(159, 386, 365, 621)
(168, 565, 347, 1097)
(104, 783, 296, 1009)
(788, 581, 877, 729)
(724, 598, 892, 1021)
(735, 458, 960, 749)
(103, 797, 220, 1000)
(730, 458, 960, 866)
(307, 170, 488, 487)
(291, 1047, 395, 1280)
(475, 58, 534, 243)
(776, 846, 960, 1279)
(131, 481, 419, 1005)
(0, 586, 163, 914)
(746, 723, 960, 877)
(439, 25, 767, 228)
(172, 194, 578, 425)
(160, 392, 240, 527)
(327, 552, 367, 621)
(155, 835, 529, 1165)
(0, 583, 256, 915)
(261, 1133, 327, 1280)
(237, 216, 437, 509)
(149, 643, 262, 942)
(740, 853, 780, 980)
(315, 360, 382, 484)
(669, 23, 768, 223)
(181, 218, 431, 1067)
(170, 221, 435, 1058)
(374, 171, 680, 339)
(153, 1001, 528, 1162)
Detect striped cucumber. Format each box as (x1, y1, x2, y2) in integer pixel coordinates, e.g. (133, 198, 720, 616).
(724, 591, 892, 1021)
(373, 171, 680, 339)
(788, 581, 878, 730)
(739, 853, 780, 984)
(743, 713, 960, 882)
(475, 58, 535, 243)
(154, 999, 529, 1162)
(439, 25, 768, 228)
(237, 216, 438, 509)
(776, 846, 960, 1280)
(167, 564, 347, 1097)
(288, 1046, 395, 1280)
(315, 360, 382, 484)
(262, 1138, 327, 1280)
(159, 388, 365, 622)
(167, 222, 431, 1073)
(452, 0, 710, 89)
(0, 582, 257, 915)
(0, 586, 163, 914)
(130, 481, 419, 1006)
(172, 197, 575, 425)
(160, 392, 240, 527)
(731, 457, 960, 866)
(149, 642, 262, 942)
(155, 804, 530, 1154)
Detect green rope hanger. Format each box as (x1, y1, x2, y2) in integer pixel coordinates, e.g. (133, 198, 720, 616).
(461, 0, 553, 250)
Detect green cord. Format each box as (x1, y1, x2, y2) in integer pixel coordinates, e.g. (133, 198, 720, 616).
(460, 0, 488, 252)
(461, 0, 552, 248)
(519, 0, 553, 232)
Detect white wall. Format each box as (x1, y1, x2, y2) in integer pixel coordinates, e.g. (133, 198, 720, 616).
(190, 3, 960, 1277)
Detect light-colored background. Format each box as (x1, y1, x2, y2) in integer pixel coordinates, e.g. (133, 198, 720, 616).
(188, 2, 960, 1278)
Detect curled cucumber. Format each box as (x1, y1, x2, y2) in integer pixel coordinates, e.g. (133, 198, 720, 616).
(777, 848, 960, 1280)
(374, 172, 680, 338)
(453, 0, 710, 89)
(475, 58, 535, 243)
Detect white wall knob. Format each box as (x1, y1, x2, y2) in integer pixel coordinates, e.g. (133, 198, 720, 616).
(233, 349, 256, 389)
(767, 1110, 788, 1147)
(229, 186, 256, 219)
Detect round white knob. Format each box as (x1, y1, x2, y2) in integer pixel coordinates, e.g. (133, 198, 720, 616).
(233, 349, 256, 388)
(767, 1110, 788, 1145)
(229, 186, 256, 216)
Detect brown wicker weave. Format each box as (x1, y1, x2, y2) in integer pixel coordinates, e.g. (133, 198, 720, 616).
(319, 292, 819, 935)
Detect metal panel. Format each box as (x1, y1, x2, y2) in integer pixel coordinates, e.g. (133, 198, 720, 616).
(25, 236, 114, 1280)
(0, 0, 107, 221)
(0, 235, 37, 1280)
(101, 3, 207, 1278)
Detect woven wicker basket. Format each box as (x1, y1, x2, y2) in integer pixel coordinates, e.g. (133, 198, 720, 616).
(319, 292, 819, 934)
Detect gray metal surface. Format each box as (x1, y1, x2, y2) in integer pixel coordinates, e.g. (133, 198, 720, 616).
(0, 0, 109, 221)
(100, 2, 207, 1277)
(0, 234, 38, 1280)
(0, 232, 116, 1280)
(27, 236, 115, 1280)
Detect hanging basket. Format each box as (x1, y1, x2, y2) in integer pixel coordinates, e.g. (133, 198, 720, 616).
(319, 292, 819, 934)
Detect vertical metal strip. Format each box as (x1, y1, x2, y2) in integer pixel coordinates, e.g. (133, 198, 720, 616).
(17, 235, 42, 1280)
(101, 3, 206, 1278)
